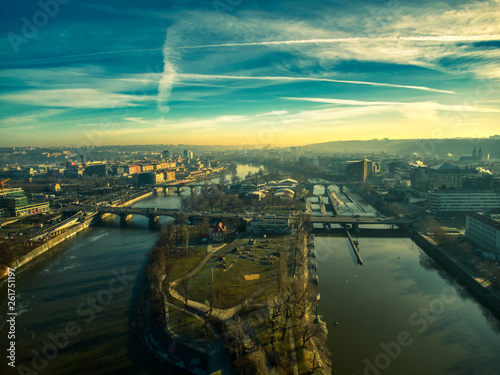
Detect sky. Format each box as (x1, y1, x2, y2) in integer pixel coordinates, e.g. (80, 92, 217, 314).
(0, 0, 499, 148)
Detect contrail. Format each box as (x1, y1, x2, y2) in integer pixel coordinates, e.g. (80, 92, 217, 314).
(177, 35, 500, 49)
(177, 73, 456, 94)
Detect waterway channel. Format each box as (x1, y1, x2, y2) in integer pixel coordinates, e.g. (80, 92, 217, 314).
(0, 169, 498, 374)
(309, 184, 500, 375)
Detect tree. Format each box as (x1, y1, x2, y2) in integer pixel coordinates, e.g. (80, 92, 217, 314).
(179, 275, 191, 306)
(180, 224, 189, 255)
(231, 174, 241, 184)
(298, 318, 323, 348)
(0, 241, 14, 267)
(386, 202, 405, 217)
(420, 216, 440, 233)
(200, 217, 210, 238)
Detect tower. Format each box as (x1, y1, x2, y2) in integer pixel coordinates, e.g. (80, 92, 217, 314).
(478, 146, 483, 161)
(472, 146, 477, 158)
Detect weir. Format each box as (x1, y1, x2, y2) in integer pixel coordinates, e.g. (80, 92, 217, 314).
(345, 229, 363, 265)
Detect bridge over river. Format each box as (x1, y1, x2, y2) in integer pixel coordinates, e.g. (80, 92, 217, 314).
(66, 204, 413, 230)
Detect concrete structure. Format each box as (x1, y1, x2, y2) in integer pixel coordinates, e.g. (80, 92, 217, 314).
(428, 189, 500, 212)
(466, 212, 500, 257)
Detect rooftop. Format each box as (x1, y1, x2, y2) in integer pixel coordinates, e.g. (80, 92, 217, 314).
(467, 212, 500, 230)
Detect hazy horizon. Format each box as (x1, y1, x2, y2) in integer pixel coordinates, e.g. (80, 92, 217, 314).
(1, 0, 499, 147)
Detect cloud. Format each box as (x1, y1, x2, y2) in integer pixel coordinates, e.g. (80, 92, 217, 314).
(1, 89, 155, 109)
(178, 35, 500, 49)
(177, 73, 455, 94)
(256, 110, 289, 116)
(283, 97, 500, 113)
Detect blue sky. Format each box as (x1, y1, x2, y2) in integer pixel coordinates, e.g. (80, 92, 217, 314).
(1, 0, 499, 147)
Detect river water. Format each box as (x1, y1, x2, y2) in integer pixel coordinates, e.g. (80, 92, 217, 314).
(1, 170, 499, 374)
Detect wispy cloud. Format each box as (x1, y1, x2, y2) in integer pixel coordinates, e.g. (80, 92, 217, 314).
(283, 97, 500, 113)
(1, 89, 155, 109)
(177, 73, 455, 94)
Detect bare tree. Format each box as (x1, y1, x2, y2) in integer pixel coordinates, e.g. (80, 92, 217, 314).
(180, 224, 189, 255)
(179, 275, 190, 306)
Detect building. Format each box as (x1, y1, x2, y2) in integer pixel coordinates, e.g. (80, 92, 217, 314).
(64, 168, 84, 179)
(248, 217, 291, 234)
(209, 222, 226, 242)
(465, 212, 500, 257)
(137, 172, 164, 185)
(459, 146, 484, 162)
(411, 163, 464, 192)
(162, 150, 170, 159)
(83, 163, 108, 177)
(0, 187, 50, 217)
(13, 202, 50, 217)
(124, 165, 141, 175)
(184, 149, 193, 159)
(428, 189, 500, 213)
(346, 160, 380, 182)
(163, 171, 176, 182)
(140, 164, 154, 172)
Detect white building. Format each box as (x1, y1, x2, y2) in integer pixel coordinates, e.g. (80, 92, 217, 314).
(428, 189, 500, 212)
(465, 213, 500, 256)
(248, 217, 291, 234)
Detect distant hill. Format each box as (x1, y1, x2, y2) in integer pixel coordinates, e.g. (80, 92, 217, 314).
(304, 137, 500, 158)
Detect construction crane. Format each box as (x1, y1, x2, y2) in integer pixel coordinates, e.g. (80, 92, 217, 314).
(0, 178, 10, 194)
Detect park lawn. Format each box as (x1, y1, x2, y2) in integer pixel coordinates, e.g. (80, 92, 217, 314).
(188, 249, 279, 309)
(167, 245, 208, 281)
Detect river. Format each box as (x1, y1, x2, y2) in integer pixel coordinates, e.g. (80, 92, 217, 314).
(0, 164, 256, 374)
(1, 170, 499, 374)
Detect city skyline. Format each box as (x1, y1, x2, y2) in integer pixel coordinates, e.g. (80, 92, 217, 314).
(1, 0, 500, 147)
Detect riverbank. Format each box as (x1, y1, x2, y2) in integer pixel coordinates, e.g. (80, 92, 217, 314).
(409, 229, 500, 321)
(1, 190, 154, 280)
(0, 212, 97, 279)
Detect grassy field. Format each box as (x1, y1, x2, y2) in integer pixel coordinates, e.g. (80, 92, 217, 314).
(166, 245, 208, 281)
(187, 236, 295, 309)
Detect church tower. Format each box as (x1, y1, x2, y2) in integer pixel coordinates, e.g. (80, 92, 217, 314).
(472, 146, 477, 158)
(478, 146, 483, 160)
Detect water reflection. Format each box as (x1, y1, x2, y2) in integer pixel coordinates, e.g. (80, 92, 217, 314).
(315, 236, 500, 375)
